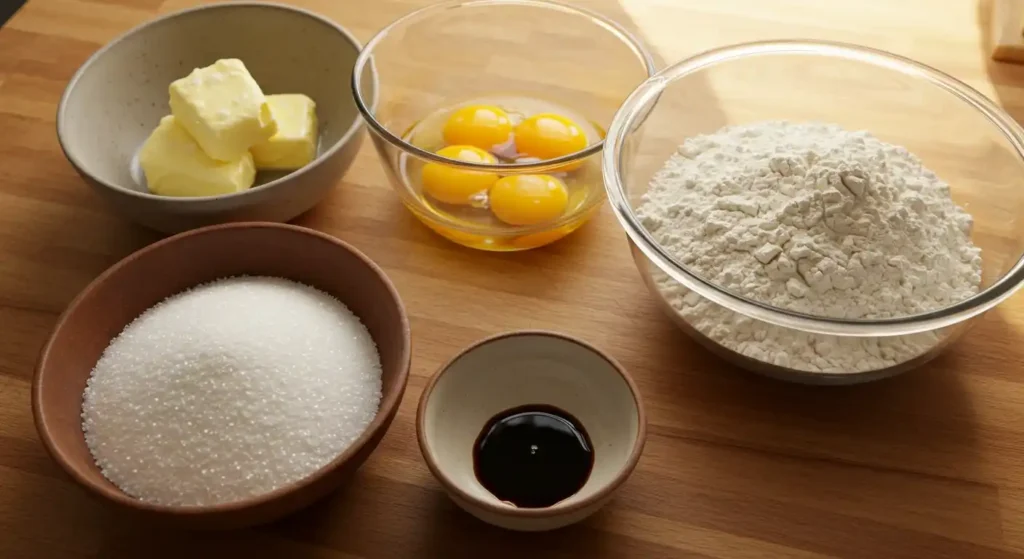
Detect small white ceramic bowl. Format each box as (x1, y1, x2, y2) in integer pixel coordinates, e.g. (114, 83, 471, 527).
(417, 331, 646, 532)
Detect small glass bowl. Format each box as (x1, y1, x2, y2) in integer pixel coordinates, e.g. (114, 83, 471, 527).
(353, 0, 655, 251)
(603, 41, 1024, 384)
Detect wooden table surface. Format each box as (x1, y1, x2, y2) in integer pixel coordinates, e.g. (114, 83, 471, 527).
(5, 0, 1024, 557)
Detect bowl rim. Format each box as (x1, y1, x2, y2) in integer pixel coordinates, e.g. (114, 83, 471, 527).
(55, 1, 378, 204)
(416, 330, 647, 519)
(32, 222, 412, 515)
(350, 0, 656, 238)
(602, 39, 1024, 337)
(351, 0, 657, 173)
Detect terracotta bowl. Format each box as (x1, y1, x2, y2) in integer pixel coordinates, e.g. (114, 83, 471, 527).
(32, 223, 410, 529)
(56, 3, 375, 234)
(417, 331, 646, 532)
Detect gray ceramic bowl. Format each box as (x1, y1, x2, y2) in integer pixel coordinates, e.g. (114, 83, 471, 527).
(57, 2, 375, 234)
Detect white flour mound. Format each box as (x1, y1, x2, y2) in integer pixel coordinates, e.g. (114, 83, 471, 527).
(637, 121, 982, 373)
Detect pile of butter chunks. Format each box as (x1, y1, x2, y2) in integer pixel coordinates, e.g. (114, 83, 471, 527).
(140, 59, 318, 197)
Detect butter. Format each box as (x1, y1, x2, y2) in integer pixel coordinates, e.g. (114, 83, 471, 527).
(250, 94, 319, 170)
(139, 116, 255, 197)
(169, 59, 277, 161)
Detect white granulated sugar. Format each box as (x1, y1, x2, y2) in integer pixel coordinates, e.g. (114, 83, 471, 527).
(81, 276, 382, 506)
(637, 121, 983, 373)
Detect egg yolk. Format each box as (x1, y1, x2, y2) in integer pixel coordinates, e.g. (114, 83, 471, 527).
(443, 105, 513, 151)
(421, 145, 499, 206)
(489, 174, 569, 226)
(514, 113, 588, 164)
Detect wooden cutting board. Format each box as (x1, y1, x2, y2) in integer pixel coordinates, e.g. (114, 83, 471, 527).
(3, 0, 1024, 557)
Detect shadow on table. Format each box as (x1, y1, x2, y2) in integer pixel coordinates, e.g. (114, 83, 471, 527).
(0, 0, 25, 28)
(409, 494, 678, 559)
(92, 479, 672, 558)
(978, 0, 1024, 123)
(613, 299, 1011, 558)
(270, 480, 678, 559)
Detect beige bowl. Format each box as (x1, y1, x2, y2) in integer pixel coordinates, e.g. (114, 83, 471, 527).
(417, 331, 646, 532)
(57, 2, 375, 234)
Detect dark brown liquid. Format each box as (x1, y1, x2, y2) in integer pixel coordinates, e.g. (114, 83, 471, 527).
(473, 404, 593, 508)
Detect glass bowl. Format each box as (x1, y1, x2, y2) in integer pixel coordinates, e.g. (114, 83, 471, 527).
(602, 41, 1024, 384)
(353, 0, 655, 251)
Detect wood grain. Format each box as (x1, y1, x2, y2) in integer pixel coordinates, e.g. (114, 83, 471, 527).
(4, 0, 1024, 557)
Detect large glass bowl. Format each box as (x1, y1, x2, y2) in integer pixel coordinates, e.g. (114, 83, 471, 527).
(603, 41, 1024, 384)
(353, 0, 655, 251)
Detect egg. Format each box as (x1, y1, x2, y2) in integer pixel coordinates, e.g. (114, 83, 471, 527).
(421, 145, 499, 205)
(443, 105, 513, 151)
(489, 174, 569, 226)
(514, 113, 588, 171)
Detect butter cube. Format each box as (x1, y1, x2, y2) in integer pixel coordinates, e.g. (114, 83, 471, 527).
(139, 116, 255, 197)
(250, 94, 319, 170)
(169, 59, 277, 161)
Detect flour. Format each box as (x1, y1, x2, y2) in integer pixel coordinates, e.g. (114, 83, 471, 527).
(637, 121, 982, 373)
